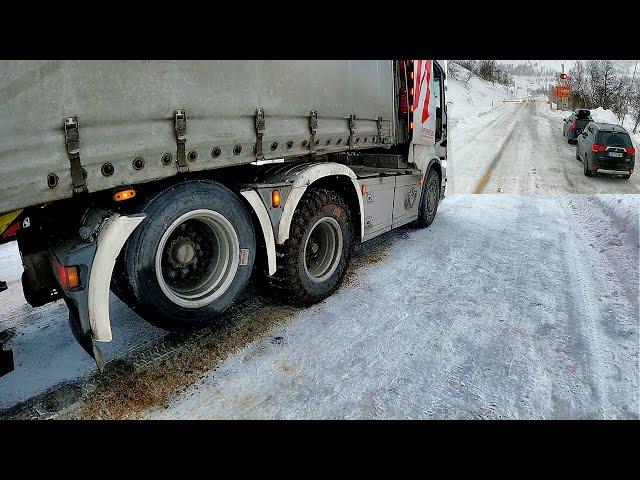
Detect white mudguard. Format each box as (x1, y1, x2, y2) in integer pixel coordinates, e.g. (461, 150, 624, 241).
(88, 213, 146, 342)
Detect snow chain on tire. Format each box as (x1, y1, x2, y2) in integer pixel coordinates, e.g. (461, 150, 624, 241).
(266, 188, 353, 306)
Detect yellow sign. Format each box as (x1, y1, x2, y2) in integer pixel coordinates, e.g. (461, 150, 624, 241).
(0, 209, 22, 237)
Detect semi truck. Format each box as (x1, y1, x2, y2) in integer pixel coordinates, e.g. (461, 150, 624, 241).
(0, 60, 448, 376)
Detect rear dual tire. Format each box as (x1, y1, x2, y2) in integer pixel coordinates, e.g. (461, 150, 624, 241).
(112, 180, 255, 331)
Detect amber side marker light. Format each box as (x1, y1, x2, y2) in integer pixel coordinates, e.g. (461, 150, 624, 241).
(271, 189, 281, 208)
(113, 188, 136, 202)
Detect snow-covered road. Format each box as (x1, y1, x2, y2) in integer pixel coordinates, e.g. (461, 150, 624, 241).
(450, 102, 640, 195)
(143, 194, 639, 419)
(3, 194, 636, 419)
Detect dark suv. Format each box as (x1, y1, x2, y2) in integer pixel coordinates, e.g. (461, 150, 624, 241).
(563, 109, 593, 144)
(576, 122, 635, 178)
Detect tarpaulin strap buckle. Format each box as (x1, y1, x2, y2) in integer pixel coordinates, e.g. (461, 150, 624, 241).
(64, 116, 87, 194)
(255, 107, 266, 160)
(348, 114, 357, 148)
(309, 110, 318, 153)
(174, 109, 188, 172)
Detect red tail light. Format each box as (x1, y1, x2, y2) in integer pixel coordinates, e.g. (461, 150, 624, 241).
(50, 257, 81, 290)
(591, 144, 606, 153)
(625, 146, 636, 156)
(571, 120, 577, 130)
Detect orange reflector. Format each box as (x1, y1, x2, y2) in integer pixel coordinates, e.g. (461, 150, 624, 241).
(418, 177, 424, 185)
(410, 122, 414, 130)
(66, 266, 80, 289)
(360, 184, 367, 195)
(113, 189, 136, 202)
(271, 189, 281, 208)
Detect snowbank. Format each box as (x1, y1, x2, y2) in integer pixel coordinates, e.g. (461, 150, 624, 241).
(592, 195, 640, 245)
(447, 65, 511, 133)
(0, 241, 21, 284)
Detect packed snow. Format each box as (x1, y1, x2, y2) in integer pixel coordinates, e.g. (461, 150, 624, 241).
(1, 194, 637, 419)
(142, 195, 639, 420)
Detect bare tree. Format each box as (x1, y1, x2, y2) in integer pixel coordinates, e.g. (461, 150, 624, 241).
(629, 80, 640, 134)
(611, 76, 632, 122)
(569, 61, 589, 109)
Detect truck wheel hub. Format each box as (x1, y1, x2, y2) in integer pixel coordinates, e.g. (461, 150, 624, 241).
(304, 217, 343, 283)
(171, 240, 196, 265)
(155, 210, 240, 309)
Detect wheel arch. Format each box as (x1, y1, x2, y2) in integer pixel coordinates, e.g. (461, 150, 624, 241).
(428, 158, 442, 182)
(276, 163, 364, 245)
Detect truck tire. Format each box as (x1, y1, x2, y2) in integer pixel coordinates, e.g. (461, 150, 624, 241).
(116, 180, 255, 331)
(415, 168, 440, 228)
(268, 188, 352, 306)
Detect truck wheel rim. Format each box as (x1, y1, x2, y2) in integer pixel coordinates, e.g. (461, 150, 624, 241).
(303, 217, 343, 283)
(155, 209, 239, 309)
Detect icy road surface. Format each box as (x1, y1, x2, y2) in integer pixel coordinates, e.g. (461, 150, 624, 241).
(449, 102, 640, 195)
(1, 194, 638, 419)
(144, 194, 638, 420)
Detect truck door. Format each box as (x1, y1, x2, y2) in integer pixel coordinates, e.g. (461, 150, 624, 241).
(410, 60, 437, 147)
(432, 61, 447, 160)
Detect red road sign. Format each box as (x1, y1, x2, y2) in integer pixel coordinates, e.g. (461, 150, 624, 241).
(555, 85, 571, 97)
(559, 73, 568, 80)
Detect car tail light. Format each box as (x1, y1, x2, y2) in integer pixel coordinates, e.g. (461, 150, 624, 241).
(571, 120, 577, 130)
(50, 256, 81, 290)
(625, 146, 636, 156)
(591, 144, 606, 153)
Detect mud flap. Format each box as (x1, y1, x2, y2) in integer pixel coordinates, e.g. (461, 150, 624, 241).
(65, 297, 104, 372)
(50, 212, 145, 372)
(52, 237, 102, 370)
(0, 342, 13, 377)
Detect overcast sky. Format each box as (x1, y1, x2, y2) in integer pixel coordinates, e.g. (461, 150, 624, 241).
(500, 60, 639, 74)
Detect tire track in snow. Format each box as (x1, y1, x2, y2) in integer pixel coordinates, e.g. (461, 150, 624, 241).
(473, 104, 527, 193)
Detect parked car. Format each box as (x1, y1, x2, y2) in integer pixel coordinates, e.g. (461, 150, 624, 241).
(563, 109, 593, 144)
(576, 122, 636, 179)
